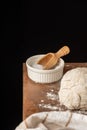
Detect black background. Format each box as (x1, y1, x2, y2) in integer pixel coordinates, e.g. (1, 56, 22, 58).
(2, 1, 87, 130)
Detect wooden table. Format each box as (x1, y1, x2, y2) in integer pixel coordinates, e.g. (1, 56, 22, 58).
(23, 62, 87, 120)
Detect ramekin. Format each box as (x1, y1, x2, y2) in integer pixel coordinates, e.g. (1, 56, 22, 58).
(26, 54, 65, 83)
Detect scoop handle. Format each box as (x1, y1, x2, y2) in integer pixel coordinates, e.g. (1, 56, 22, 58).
(55, 46, 70, 58)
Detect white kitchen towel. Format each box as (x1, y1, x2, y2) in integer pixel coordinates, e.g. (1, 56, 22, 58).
(15, 111, 87, 130)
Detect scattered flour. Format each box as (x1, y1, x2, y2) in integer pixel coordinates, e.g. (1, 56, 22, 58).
(38, 89, 60, 110)
(46, 92, 59, 100)
(39, 103, 58, 110)
(41, 100, 44, 103)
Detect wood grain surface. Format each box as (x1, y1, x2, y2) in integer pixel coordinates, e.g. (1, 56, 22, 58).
(23, 63, 87, 120)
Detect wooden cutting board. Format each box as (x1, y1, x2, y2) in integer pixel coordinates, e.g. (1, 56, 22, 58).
(23, 63, 87, 120)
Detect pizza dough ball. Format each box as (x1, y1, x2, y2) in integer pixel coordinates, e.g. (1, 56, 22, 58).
(59, 67, 87, 110)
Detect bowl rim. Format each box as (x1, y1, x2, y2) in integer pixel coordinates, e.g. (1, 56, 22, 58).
(26, 54, 65, 73)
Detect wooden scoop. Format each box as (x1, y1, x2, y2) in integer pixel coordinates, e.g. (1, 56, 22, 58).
(37, 46, 70, 69)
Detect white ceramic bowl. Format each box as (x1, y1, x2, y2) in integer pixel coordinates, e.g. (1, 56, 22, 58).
(26, 54, 65, 83)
